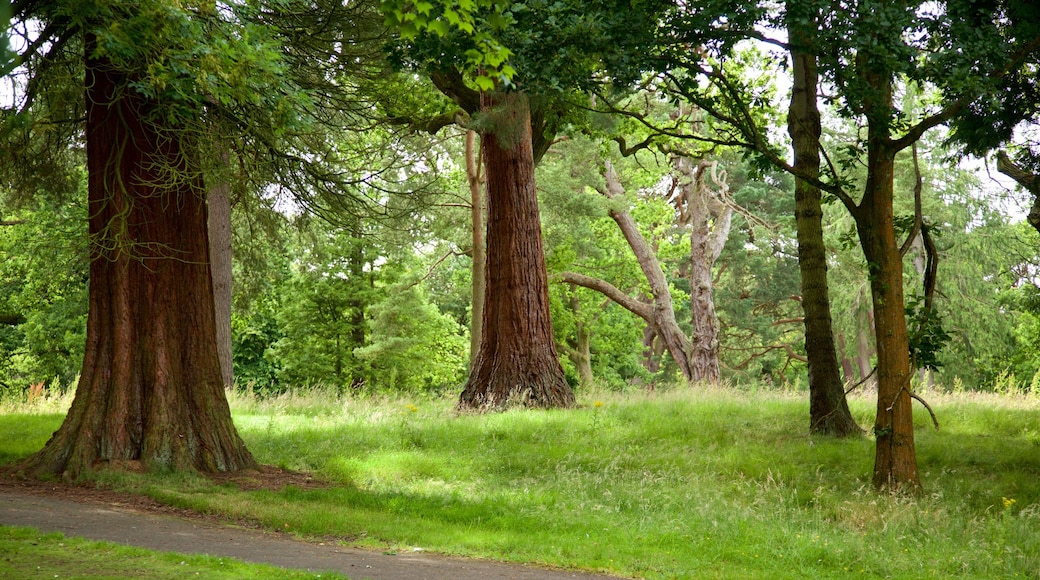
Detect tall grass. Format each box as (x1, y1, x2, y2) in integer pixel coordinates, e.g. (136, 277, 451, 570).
(3, 385, 1040, 578)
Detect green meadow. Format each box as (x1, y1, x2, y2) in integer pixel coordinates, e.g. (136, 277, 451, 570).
(3, 386, 1040, 579)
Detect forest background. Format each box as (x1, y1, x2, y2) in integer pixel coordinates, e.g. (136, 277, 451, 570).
(1, 0, 1040, 403)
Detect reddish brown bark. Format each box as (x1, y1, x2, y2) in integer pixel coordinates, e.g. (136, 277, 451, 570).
(15, 45, 256, 480)
(457, 93, 573, 410)
(856, 67, 919, 490)
(787, 18, 861, 437)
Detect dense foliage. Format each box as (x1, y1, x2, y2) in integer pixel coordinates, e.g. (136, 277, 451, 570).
(1, 0, 1039, 400)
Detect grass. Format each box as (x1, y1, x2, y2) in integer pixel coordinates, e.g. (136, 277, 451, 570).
(0, 525, 344, 579)
(3, 385, 1040, 578)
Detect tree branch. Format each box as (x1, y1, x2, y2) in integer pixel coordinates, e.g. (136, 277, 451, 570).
(909, 391, 940, 431)
(555, 271, 654, 324)
(891, 102, 964, 153)
(429, 69, 481, 115)
(899, 143, 924, 257)
(613, 135, 656, 157)
(997, 151, 1040, 235)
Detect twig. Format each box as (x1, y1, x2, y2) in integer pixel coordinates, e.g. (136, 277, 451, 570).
(845, 366, 877, 394)
(909, 391, 940, 431)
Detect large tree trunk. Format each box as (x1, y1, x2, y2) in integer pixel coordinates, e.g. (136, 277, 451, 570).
(15, 44, 256, 480)
(787, 19, 861, 436)
(857, 98, 919, 490)
(466, 130, 486, 368)
(458, 93, 573, 410)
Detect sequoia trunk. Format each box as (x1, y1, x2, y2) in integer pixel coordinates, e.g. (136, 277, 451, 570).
(16, 45, 256, 479)
(787, 19, 861, 436)
(457, 93, 573, 409)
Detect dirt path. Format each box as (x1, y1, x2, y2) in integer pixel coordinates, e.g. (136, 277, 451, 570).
(0, 482, 619, 580)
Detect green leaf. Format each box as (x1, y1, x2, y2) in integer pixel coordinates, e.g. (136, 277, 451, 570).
(427, 20, 449, 37)
(474, 75, 495, 91)
(487, 12, 507, 29)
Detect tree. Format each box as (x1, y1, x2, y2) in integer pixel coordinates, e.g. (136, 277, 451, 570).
(2, 0, 353, 478)
(386, 0, 666, 408)
(588, 11, 862, 435)
(634, 0, 1040, 489)
(15, 32, 255, 477)
(560, 159, 698, 384)
(465, 130, 486, 368)
(786, 3, 861, 436)
(559, 154, 737, 384)
(456, 91, 573, 408)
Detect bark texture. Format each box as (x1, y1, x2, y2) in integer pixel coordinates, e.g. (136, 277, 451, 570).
(16, 46, 256, 480)
(457, 93, 573, 410)
(857, 68, 919, 490)
(787, 24, 861, 437)
(673, 157, 732, 383)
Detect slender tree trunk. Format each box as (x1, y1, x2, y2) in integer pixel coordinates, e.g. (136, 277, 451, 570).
(15, 43, 256, 480)
(347, 225, 366, 387)
(458, 92, 573, 410)
(857, 305, 875, 384)
(787, 18, 861, 436)
(857, 117, 919, 491)
(641, 323, 661, 374)
(466, 130, 486, 368)
(564, 290, 595, 388)
(207, 149, 234, 389)
(837, 334, 857, 384)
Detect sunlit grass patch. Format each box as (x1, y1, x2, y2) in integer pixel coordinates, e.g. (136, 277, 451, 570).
(3, 386, 1040, 577)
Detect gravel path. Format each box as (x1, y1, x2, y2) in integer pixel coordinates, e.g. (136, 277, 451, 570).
(0, 490, 620, 580)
